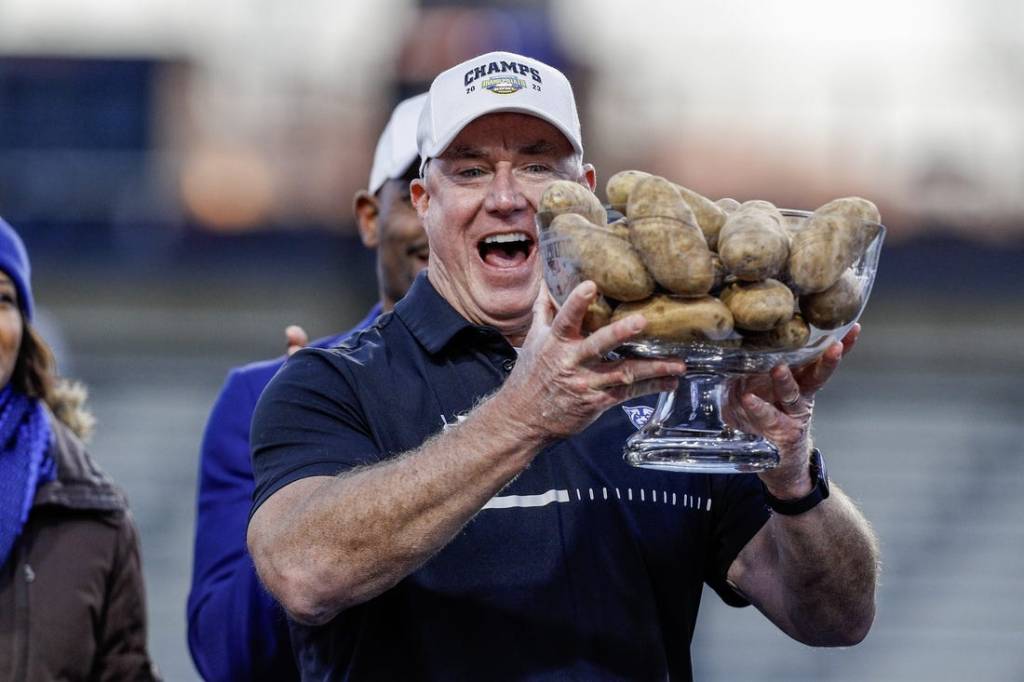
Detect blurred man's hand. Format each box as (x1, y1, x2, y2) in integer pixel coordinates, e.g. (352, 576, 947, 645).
(285, 325, 309, 356)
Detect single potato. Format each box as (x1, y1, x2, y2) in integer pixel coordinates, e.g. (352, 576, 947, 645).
(788, 210, 878, 293)
(742, 314, 811, 351)
(799, 269, 864, 329)
(550, 213, 655, 302)
(720, 279, 795, 331)
(540, 180, 608, 227)
(606, 170, 652, 213)
(717, 202, 790, 281)
(815, 196, 881, 224)
(627, 176, 715, 295)
(612, 294, 734, 342)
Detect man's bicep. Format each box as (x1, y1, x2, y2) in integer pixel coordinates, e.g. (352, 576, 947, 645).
(249, 348, 381, 515)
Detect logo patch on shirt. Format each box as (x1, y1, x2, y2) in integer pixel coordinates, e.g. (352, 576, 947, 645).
(441, 412, 470, 432)
(622, 405, 653, 430)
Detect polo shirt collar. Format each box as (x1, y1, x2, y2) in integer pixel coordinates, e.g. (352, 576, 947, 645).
(395, 272, 477, 354)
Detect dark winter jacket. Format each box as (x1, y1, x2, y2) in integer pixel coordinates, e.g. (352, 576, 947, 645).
(0, 415, 160, 681)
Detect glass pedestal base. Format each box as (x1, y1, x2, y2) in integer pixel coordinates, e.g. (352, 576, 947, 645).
(623, 372, 780, 474)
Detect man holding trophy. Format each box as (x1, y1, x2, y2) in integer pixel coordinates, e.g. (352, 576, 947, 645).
(247, 51, 879, 680)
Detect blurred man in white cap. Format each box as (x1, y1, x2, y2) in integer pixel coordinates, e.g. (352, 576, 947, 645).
(248, 52, 877, 681)
(187, 93, 428, 682)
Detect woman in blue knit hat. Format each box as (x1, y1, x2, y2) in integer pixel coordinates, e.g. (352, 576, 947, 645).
(0, 218, 159, 681)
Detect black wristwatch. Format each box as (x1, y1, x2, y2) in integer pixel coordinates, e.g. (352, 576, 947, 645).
(763, 448, 830, 516)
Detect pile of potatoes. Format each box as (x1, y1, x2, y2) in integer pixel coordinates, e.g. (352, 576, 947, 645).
(539, 171, 882, 350)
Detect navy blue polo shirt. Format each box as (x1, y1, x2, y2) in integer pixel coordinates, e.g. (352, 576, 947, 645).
(251, 272, 770, 681)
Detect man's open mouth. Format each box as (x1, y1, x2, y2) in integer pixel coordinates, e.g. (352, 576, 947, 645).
(477, 232, 535, 268)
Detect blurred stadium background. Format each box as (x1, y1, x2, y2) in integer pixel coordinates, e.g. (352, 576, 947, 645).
(2, 0, 1023, 679)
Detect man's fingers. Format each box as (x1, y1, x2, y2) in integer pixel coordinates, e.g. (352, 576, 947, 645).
(576, 312, 645, 362)
(741, 392, 787, 433)
(285, 325, 309, 356)
(591, 358, 686, 390)
(840, 323, 861, 357)
(531, 281, 558, 329)
(798, 342, 844, 394)
(549, 281, 596, 341)
(605, 377, 679, 404)
(771, 365, 803, 413)
(793, 322, 854, 394)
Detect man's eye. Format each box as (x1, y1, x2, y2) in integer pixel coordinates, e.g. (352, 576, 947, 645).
(524, 164, 551, 174)
(458, 167, 486, 178)
(0, 294, 15, 305)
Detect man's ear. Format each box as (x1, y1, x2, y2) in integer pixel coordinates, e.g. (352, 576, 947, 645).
(582, 163, 597, 192)
(410, 176, 430, 221)
(353, 190, 379, 248)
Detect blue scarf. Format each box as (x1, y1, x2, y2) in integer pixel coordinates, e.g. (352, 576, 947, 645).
(0, 385, 54, 568)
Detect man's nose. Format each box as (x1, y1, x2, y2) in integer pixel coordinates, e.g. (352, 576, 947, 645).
(483, 165, 528, 215)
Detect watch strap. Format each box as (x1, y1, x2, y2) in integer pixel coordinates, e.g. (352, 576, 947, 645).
(763, 448, 830, 516)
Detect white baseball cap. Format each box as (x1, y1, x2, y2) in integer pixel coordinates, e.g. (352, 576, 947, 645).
(417, 51, 583, 174)
(368, 93, 428, 194)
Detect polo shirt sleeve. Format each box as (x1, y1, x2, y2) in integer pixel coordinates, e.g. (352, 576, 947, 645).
(249, 347, 380, 517)
(703, 473, 771, 607)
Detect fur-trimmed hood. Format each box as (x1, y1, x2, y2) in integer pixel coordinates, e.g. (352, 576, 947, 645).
(31, 413, 127, 513)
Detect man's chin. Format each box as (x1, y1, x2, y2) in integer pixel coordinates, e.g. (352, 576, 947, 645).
(471, 283, 537, 327)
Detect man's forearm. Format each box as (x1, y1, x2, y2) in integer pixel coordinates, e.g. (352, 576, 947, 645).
(744, 484, 879, 646)
(249, 388, 545, 625)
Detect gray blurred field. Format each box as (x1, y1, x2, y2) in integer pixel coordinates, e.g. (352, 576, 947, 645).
(42, 276, 1024, 681)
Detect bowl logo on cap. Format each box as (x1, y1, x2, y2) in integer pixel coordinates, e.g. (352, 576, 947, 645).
(482, 75, 526, 95)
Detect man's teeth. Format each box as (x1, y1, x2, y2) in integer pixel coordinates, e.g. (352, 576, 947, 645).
(482, 232, 531, 245)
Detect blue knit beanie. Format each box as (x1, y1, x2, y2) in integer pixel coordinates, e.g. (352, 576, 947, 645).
(0, 218, 33, 322)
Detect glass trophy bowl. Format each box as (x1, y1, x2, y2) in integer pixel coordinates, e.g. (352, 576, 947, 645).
(538, 208, 885, 474)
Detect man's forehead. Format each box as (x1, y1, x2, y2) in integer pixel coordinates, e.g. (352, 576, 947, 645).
(441, 113, 574, 159)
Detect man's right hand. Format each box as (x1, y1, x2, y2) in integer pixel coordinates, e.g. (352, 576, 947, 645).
(502, 280, 686, 442)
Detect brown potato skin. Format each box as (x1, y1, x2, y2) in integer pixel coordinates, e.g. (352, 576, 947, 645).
(582, 296, 614, 334)
(815, 196, 881, 224)
(606, 170, 652, 213)
(673, 183, 728, 250)
(739, 199, 783, 214)
(549, 213, 655, 302)
(627, 176, 714, 296)
(715, 197, 741, 214)
(720, 278, 795, 331)
(626, 176, 694, 223)
(608, 218, 631, 241)
(540, 180, 608, 227)
(787, 196, 882, 294)
(717, 202, 790, 281)
(709, 253, 727, 293)
(788, 211, 873, 294)
(742, 314, 811, 350)
(799, 269, 864, 329)
(612, 294, 734, 342)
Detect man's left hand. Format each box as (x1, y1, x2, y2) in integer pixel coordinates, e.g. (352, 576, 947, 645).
(722, 324, 861, 498)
